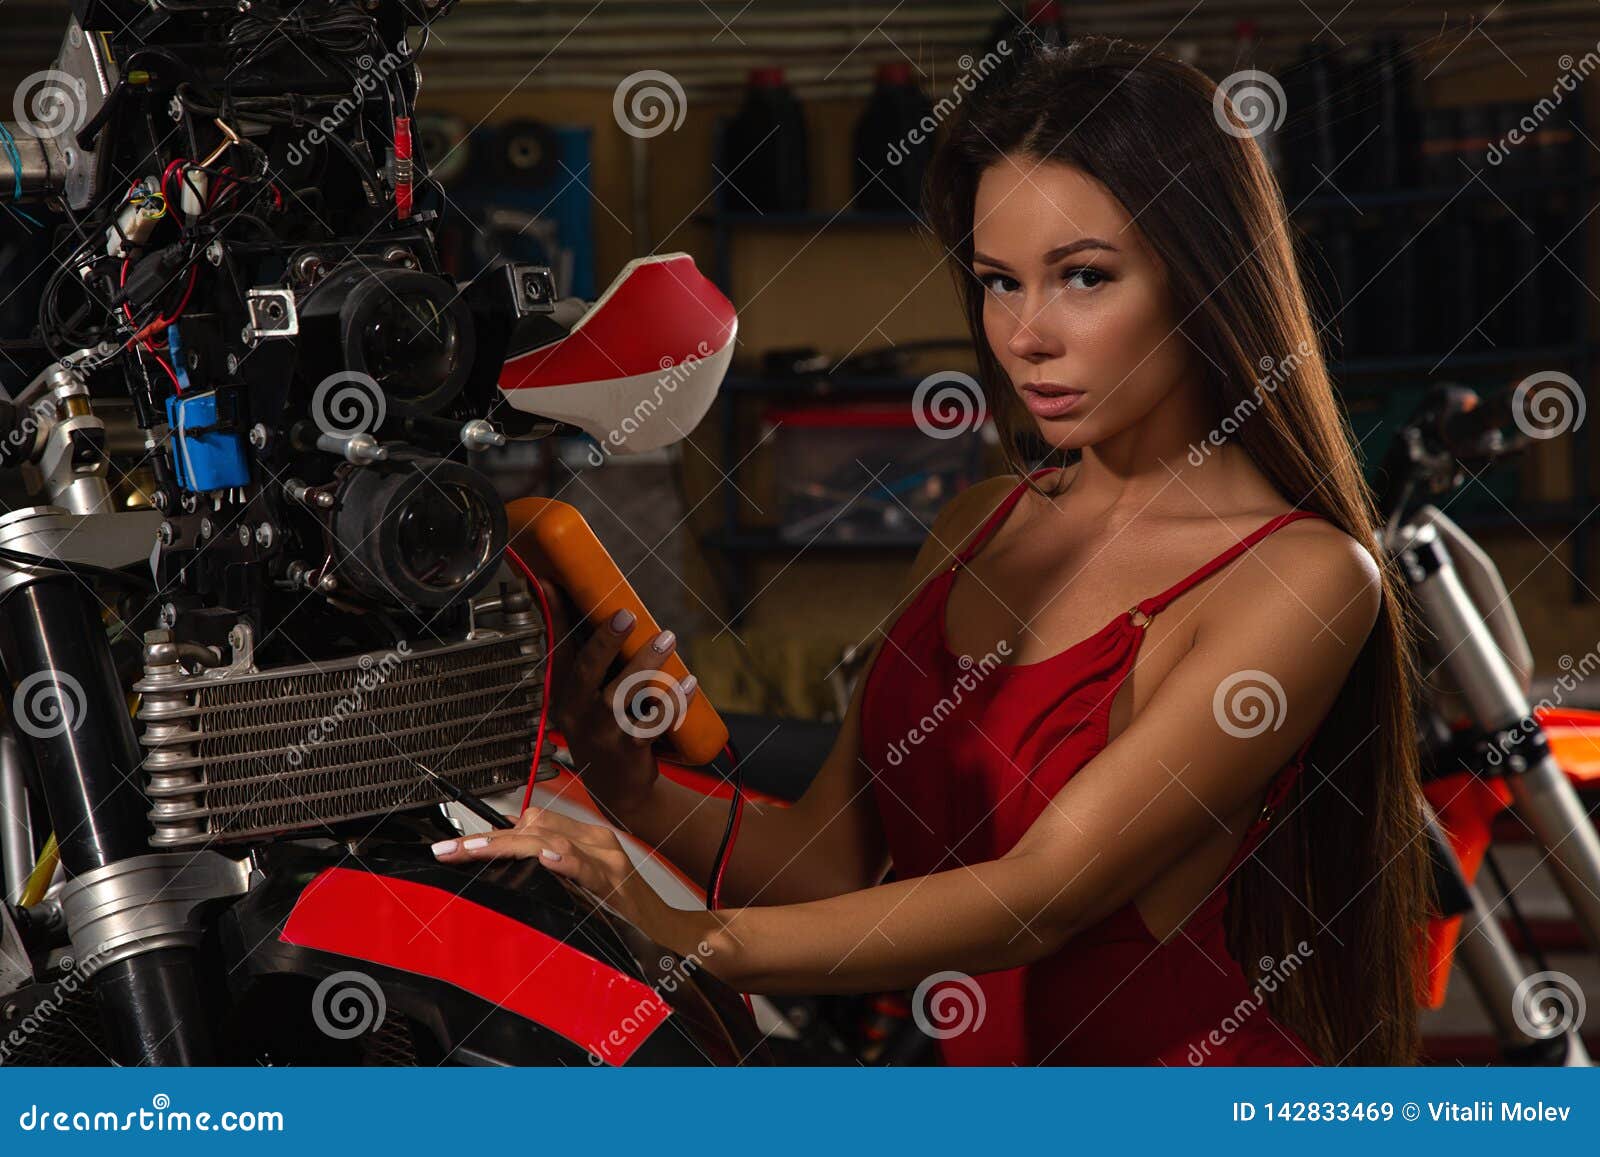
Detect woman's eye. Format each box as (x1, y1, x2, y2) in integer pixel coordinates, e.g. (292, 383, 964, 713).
(978, 272, 1019, 295)
(1065, 266, 1108, 290)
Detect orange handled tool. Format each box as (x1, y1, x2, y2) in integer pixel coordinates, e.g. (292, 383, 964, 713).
(506, 496, 728, 766)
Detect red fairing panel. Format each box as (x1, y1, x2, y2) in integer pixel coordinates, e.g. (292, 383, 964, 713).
(280, 867, 670, 1064)
(496, 252, 736, 455)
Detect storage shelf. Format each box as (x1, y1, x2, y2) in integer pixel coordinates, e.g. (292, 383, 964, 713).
(702, 133, 1599, 616)
(1448, 503, 1598, 533)
(724, 341, 1599, 397)
(1295, 170, 1595, 212)
(723, 374, 928, 396)
(696, 209, 921, 229)
(702, 530, 926, 553)
(1332, 343, 1597, 377)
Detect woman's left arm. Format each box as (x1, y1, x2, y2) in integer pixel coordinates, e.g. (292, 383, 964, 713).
(437, 528, 1382, 995)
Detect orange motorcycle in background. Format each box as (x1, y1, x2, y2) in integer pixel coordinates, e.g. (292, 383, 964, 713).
(1386, 384, 1600, 1065)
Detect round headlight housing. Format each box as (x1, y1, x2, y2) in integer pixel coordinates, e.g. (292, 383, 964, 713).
(331, 459, 506, 608)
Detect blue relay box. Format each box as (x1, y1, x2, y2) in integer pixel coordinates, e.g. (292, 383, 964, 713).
(166, 391, 251, 492)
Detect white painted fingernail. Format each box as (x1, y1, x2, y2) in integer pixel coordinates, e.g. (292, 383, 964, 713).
(652, 629, 675, 653)
(679, 674, 698, 697)
(431, 839, 458, 855)
(463, 837, 490, 850)
(540, 849, 563, 862)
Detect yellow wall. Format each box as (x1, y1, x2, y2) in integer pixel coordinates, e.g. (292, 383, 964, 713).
(426, 46, 1600, 715)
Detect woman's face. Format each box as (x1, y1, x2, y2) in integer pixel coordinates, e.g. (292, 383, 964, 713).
(971, 154, 1195, 449)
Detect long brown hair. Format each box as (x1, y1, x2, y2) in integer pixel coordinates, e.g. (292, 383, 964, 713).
(925, 36, 1432, 1065)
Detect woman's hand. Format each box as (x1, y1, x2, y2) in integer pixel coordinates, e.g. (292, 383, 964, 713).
(430, 806, 705, 954)
(547, 601, 699, 825)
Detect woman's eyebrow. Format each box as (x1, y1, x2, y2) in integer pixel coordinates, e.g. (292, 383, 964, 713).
(972, 238, 1121, 269)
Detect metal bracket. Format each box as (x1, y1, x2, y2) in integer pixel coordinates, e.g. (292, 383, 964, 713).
(244, 288, 299, 342)
(53, 16, 119, 210)
(0, 506, 164, 599)
(58, 851, 252, 977)
(506, 263, 557, 315)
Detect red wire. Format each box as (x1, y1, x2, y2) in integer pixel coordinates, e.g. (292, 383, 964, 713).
(709, 741, 745, 912)
(504, 546, 754, 1017)
(144, 350, 181, 393)
(119, 258, 139, 337)
(127, 266, 199, 359)
(160, 265, 199, 328)
(506, 547, 556, 813)
(160, 159, 188, 222)
(208, 165, 231, 208)
(708, 742, 751, 1016)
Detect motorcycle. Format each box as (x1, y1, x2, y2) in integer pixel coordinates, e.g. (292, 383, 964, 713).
(0, 0, 768, 1066)
(1378, 381, 1600, 1065)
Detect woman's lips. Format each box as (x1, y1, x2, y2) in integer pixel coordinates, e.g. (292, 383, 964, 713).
(1020, 383, 1086, 418)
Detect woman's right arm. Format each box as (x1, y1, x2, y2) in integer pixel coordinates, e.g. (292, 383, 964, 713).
(582, 475, 1022, 908)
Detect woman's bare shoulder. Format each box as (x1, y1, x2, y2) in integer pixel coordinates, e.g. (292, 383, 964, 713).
(897, 472, 1033, 594)
(946, 463, 1081, 541)
(1206, 513, 1383, 651)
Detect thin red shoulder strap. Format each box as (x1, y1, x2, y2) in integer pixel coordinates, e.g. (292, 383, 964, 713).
(1135, 510, 1328, 618)
(953, 467, 1058, 565)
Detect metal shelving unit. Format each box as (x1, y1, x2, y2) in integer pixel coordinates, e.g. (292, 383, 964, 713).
(698, 151, 1600, 617)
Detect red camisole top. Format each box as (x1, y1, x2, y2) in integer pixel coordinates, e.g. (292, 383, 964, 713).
(859, 468, 1329, 1066)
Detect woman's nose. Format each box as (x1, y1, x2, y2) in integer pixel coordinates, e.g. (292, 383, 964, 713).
(1005, 298, 1063, 361)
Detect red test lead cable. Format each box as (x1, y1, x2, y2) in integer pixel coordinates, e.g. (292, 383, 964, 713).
(707, 741, 752, 1015)
(506, 547, 556, 813)
(394, 116, 414, 220)
(507, 546, 752, 1014)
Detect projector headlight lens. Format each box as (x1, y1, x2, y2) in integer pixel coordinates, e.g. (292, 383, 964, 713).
(332, 460, 507, 608)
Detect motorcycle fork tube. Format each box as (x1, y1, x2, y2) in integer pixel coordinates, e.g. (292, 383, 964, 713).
(1425, 811, 1587, 1064)
(1403, 524, 1600, 963)
(0, 575, 213, 1063)
(0, 732, 33, 903)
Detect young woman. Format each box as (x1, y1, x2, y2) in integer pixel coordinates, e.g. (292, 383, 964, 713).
(436, 37, 1431, 1066)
